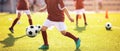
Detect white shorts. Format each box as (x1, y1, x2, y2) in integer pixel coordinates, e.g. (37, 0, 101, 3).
(16, 10, 31, 15)
(74, 8, 85, 14)
(43, 19, 67, 31)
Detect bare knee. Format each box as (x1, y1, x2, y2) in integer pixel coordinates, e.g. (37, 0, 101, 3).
(61, 31, 67, 36)
(27, 15, 32, 19)
(16, 13, 21, 19)
(17, 13, 21, 17)
(41, 26, 48, 31)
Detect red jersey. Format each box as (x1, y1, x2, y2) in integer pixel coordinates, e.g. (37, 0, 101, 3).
(45, 0, 65, 22)
(75, 0, 84, 9)
(17, 0, 29, 10)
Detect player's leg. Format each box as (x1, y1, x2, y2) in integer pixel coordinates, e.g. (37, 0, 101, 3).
(56, 22, 81, 49)
(9, 11, 21, 33)
(83, 13, 87, 26)
(39, 19, 52, 49)
(25, 10, 33, 25)
(76, 14, 79, 26)
(61, 31, 79, 41)
(76, 9, 81, 26)
(27, 14, 33, 25)
(81, 9, 87, 26)
(61, 31, 80, 49)
(39, 26, 49, 49)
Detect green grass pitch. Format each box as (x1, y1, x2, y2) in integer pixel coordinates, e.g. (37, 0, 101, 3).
(0, 12, 120, 51)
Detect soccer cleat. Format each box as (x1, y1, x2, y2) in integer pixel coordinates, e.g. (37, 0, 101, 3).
(75, 38, 81, 49)
(9, 28, 14, 33)
(39, 45, 49, 49)
(85, 23, 88, 26)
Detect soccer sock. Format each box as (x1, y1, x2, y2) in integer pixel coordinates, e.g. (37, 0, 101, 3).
(10, 18, 19, 28)
(29, 19, 33, 25)
(83, 13, 87, 23)
(41, 31, 48, 45)
(65, 32, 78, 41)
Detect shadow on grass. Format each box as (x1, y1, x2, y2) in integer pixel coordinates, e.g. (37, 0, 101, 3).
(38, 48, 49, 51)
(41, 49, 48, 51)
(38, 47, 80, 51)
(75, 48, 81, 51)
(74, 26, 86, 32)
(0, 33, 26, 48)
(106, 29, 112, 31)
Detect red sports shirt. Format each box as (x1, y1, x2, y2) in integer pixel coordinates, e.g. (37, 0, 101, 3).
(75, 0, 84, 9)
(17, 0, 29, 10)
(45, 0, 65, 22)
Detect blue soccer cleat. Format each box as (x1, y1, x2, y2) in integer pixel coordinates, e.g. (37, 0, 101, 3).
(75, 38, 81, 49)
(38, 45, 49, 49)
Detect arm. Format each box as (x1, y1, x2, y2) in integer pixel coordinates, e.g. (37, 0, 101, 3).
(74, 0, 76, 1)
(39, 5, 47, 12)
(58, 0, 74, 22)
(74, 0, 84, 1)
(63, 8, 74, 22)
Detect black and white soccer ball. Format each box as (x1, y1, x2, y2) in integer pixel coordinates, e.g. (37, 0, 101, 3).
(35, 25, 41, 33)
(105, 22, 112, 30)
(26, 25, 38, 37)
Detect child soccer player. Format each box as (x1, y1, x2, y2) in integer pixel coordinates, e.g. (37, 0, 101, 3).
(39, 0, 80, 49)
(9, 0, 33, 33)
(98, 0, 102, 10)
(29, 0, 36, 11)
(74, 0, 87, 26)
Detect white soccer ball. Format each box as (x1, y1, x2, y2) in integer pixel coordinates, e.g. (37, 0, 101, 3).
(26, 25, 38, 37)
(35, 25, 41, 33)
(105, 22, 112, 30)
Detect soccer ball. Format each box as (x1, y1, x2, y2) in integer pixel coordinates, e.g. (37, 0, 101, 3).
(35, 25, 41, 33)
(26, 25, 38, 37)
(105, 22, 112, 30)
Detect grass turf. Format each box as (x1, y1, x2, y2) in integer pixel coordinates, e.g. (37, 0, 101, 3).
(0, 12, 120, 51)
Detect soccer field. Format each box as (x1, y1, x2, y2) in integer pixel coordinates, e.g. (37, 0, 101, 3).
(0, 12, 120, 51)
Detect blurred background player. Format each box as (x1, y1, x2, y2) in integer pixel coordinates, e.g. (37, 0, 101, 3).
(74, 0, 87, 26)
(29, 0, 41, 12)
(98, 0, 102, 10)
(29, 0, 37, 11)
(9, 0, 33, 33)
(95, 0, 103, 12)
(39, 0, 80, 49)
(29, 0, 45, 12)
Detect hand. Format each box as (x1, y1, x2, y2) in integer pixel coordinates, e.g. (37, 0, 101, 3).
(39, 5, 47, 12)
(69, 17, 74, 22)
(74, 0, 76, 1)
(39, 9, 44, 12)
